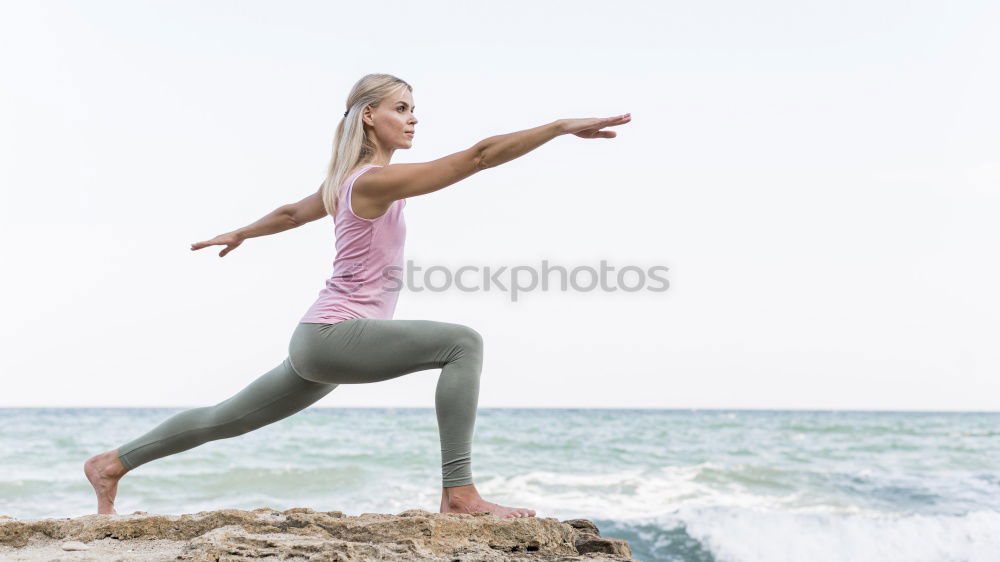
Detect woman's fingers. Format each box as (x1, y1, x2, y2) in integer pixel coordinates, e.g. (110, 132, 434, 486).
(591, 114, 630, 137)
(574, 128, 619, 139)
(191, 234, 241, 257)
(560, 114, 631, 136)
(605, 113, 631, 125)
(191, 240, 218, 250)
(191, 236, 228, 251)
(217, 239, 243, 257)
(565, 114, 630, 138)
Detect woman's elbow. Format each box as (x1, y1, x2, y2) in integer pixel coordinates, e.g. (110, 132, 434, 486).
(473, 143, 493, 170)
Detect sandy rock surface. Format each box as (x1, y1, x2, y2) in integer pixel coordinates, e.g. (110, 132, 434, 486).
(0, 508, 634, 561)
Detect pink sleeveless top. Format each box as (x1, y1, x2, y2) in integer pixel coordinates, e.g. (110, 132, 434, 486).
(300, 164, 407, 324)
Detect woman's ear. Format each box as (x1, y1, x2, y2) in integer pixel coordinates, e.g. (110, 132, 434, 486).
(363, 106, 374, 127)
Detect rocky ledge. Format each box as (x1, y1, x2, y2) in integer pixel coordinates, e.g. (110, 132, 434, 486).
(0, 507, 634, 561)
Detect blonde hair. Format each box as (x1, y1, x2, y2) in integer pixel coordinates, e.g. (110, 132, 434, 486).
(322, 73, 413, 217)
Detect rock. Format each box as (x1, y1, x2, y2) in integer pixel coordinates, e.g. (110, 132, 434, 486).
(575, 536, 633, 557)
(0, 507, 635, 561)
(61, 540, 90, 551)
(563, 518, 601, 536)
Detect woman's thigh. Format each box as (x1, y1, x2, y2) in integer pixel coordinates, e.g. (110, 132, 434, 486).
(288, 319, 481, 384)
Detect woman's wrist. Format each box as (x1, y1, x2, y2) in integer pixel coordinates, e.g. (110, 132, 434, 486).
(551, 119, 568, 136)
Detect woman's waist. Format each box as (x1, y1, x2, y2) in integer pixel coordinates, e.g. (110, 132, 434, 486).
(330, 256, 403, 278)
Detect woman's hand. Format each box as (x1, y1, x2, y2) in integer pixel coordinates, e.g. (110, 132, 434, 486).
(191, 231, 245, 257)
(558, 113, 632, 138)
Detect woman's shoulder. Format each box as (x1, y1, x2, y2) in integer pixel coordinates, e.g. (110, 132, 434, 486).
(348, 163, 383, 183)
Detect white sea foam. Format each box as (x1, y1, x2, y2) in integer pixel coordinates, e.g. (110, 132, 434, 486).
(677, 508, 1000, 562)
(476, 463, 866, 520)
(474, 465, 1000, 562)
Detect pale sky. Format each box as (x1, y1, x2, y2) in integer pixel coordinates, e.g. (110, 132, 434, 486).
(1, 0, 997, 410)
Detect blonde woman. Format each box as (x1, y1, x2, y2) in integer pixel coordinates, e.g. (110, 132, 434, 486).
(85, 73, 631, 518)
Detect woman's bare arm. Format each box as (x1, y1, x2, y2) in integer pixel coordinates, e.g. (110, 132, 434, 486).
(190, 180, 333, 258)
(354, 114, 631, 207)
(288, 184, 328, 226)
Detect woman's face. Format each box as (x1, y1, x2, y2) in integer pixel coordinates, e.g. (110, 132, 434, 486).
(363, 87, 417, 152)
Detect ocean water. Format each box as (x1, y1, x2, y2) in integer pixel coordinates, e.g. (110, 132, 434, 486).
(0, 408, 998, 562)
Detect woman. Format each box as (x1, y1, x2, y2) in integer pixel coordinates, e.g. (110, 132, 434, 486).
(84, 73, 631, 519)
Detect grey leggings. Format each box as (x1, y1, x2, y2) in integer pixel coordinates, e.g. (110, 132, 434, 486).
(116, 319, 484, 488)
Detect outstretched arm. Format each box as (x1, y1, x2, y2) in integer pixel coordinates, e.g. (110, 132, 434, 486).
(354, 113, 631, 207)
(190, 184, 325, 258)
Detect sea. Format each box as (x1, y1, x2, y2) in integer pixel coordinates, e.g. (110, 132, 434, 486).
(1, 408, 998, 562)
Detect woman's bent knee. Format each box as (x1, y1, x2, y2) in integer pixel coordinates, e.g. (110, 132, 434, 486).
(452, 325, 483, 352)
(447, 325, 483, 370)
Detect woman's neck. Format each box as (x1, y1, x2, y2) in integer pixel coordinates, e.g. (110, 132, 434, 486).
(370, 146, 395, 167)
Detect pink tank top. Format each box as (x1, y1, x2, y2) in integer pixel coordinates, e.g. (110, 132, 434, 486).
(300, 164, 406, 324)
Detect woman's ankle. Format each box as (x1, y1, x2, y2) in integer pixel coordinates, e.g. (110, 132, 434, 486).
(442, 483, 480, 502)
(89, 449, 128, 479)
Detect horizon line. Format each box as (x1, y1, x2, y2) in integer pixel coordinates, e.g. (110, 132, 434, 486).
(1, 406, 998, 414)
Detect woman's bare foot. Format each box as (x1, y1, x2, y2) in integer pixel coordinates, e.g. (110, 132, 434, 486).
(83, 449, 128, 515)
(439, 484, 535, 519)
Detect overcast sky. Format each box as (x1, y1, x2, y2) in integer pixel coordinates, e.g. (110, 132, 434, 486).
(1, 0, 997, 410)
